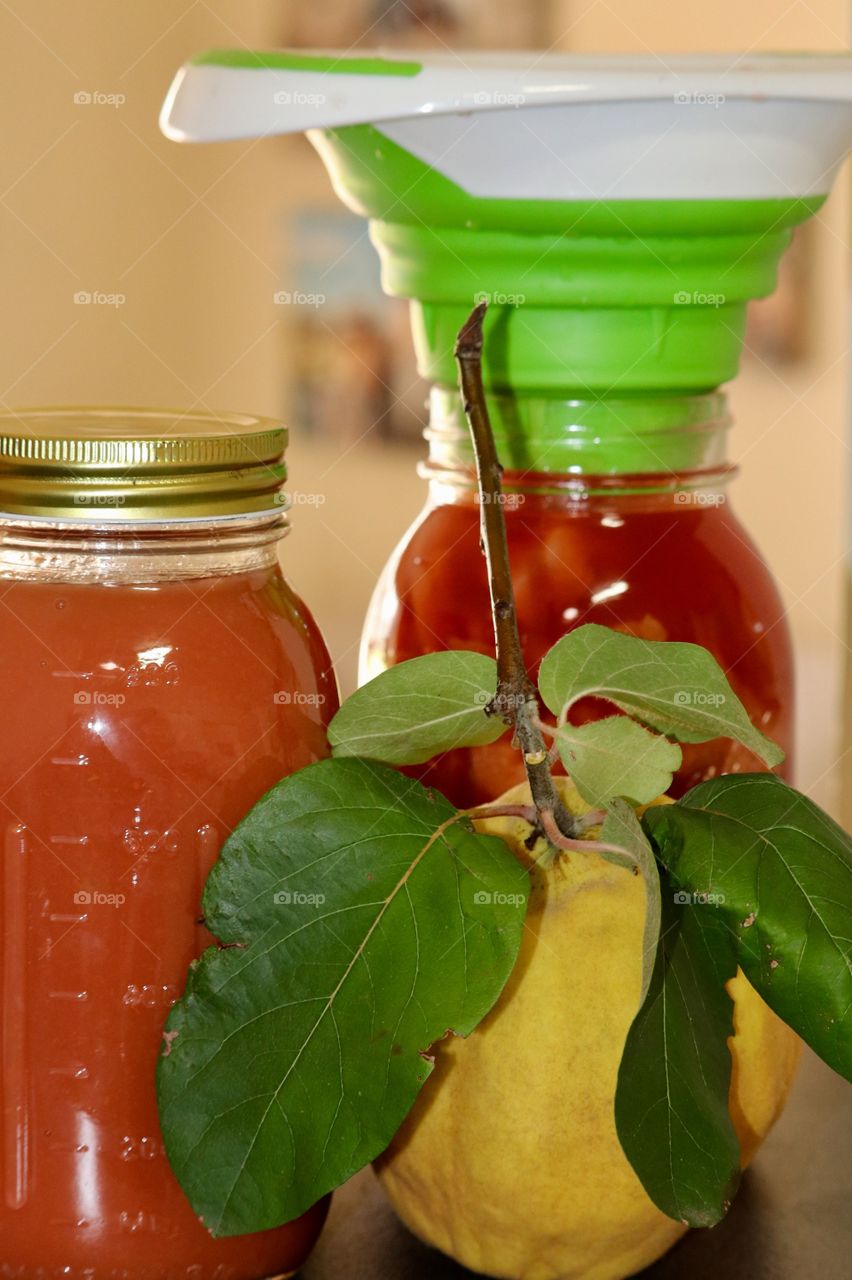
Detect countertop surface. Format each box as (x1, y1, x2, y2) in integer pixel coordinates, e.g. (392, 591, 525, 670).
(301, 1048, 851, 1280)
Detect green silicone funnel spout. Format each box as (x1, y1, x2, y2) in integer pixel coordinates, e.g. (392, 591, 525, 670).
(161, 50, 852, 404)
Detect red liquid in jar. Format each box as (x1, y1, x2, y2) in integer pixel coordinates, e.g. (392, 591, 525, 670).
(362, 478, 794, 807)
(0, 565, 336, 1277)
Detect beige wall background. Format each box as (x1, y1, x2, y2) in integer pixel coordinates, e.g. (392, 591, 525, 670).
(0, 0, 848, 815)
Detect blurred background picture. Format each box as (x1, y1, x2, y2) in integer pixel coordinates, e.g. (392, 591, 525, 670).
(745, 225, 813, 368)
(283, 211, 424, 447)
(279, 1, 547, 51)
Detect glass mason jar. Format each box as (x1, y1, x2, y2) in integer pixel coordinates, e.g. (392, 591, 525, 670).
(361, 391, 794, 809)
(0, 410, 336, 1278)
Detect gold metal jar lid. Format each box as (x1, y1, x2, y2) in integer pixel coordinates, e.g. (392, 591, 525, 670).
(0, 407, 287, 521)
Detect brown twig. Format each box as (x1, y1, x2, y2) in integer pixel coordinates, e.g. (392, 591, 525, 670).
(454, 303, 581, 841)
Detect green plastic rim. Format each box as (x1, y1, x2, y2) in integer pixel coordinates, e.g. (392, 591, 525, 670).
(425, 388, 731, 476)
(191, 49, 422, 76)
(412, 300, 750, 395)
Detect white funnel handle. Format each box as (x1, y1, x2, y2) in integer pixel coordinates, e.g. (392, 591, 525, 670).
(161, 49, 852, 143)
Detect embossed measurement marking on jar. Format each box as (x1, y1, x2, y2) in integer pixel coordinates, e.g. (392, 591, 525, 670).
(119, 1135, 166, 1161)
(46, 1065, 89, 1079)
(51, 667, 127, 684)
(122, 983, 179, 1009)
(119, 1208, 181, 1236)
(3, 823, 29, 1210)
(122, 805, 181, 860)
(40, 905, 88, 962)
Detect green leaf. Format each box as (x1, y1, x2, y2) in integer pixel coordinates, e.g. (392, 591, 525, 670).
(601, 800, 663, 1008)
(538, 624, 783, 767)
(554, 716, 681, 807)
(644, 773, 852, 1080)
(157, 758, 527, 1237)
(328, 650, 507, 765)
(615, 886, 741, 1227)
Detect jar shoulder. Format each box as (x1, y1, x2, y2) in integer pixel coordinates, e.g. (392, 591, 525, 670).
(0, 565, 337, 797)
(362, 496, 792, 667)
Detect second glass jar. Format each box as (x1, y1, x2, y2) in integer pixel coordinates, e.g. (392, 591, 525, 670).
(361, 391, 794, 808)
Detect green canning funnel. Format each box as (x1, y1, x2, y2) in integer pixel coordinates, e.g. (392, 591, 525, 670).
(161, 49, 852, 471)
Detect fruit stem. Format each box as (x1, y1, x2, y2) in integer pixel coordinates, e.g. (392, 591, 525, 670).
(539, 808, 634, 861)
(454, 304, 581, 841)
(465, 803, 538, 824)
